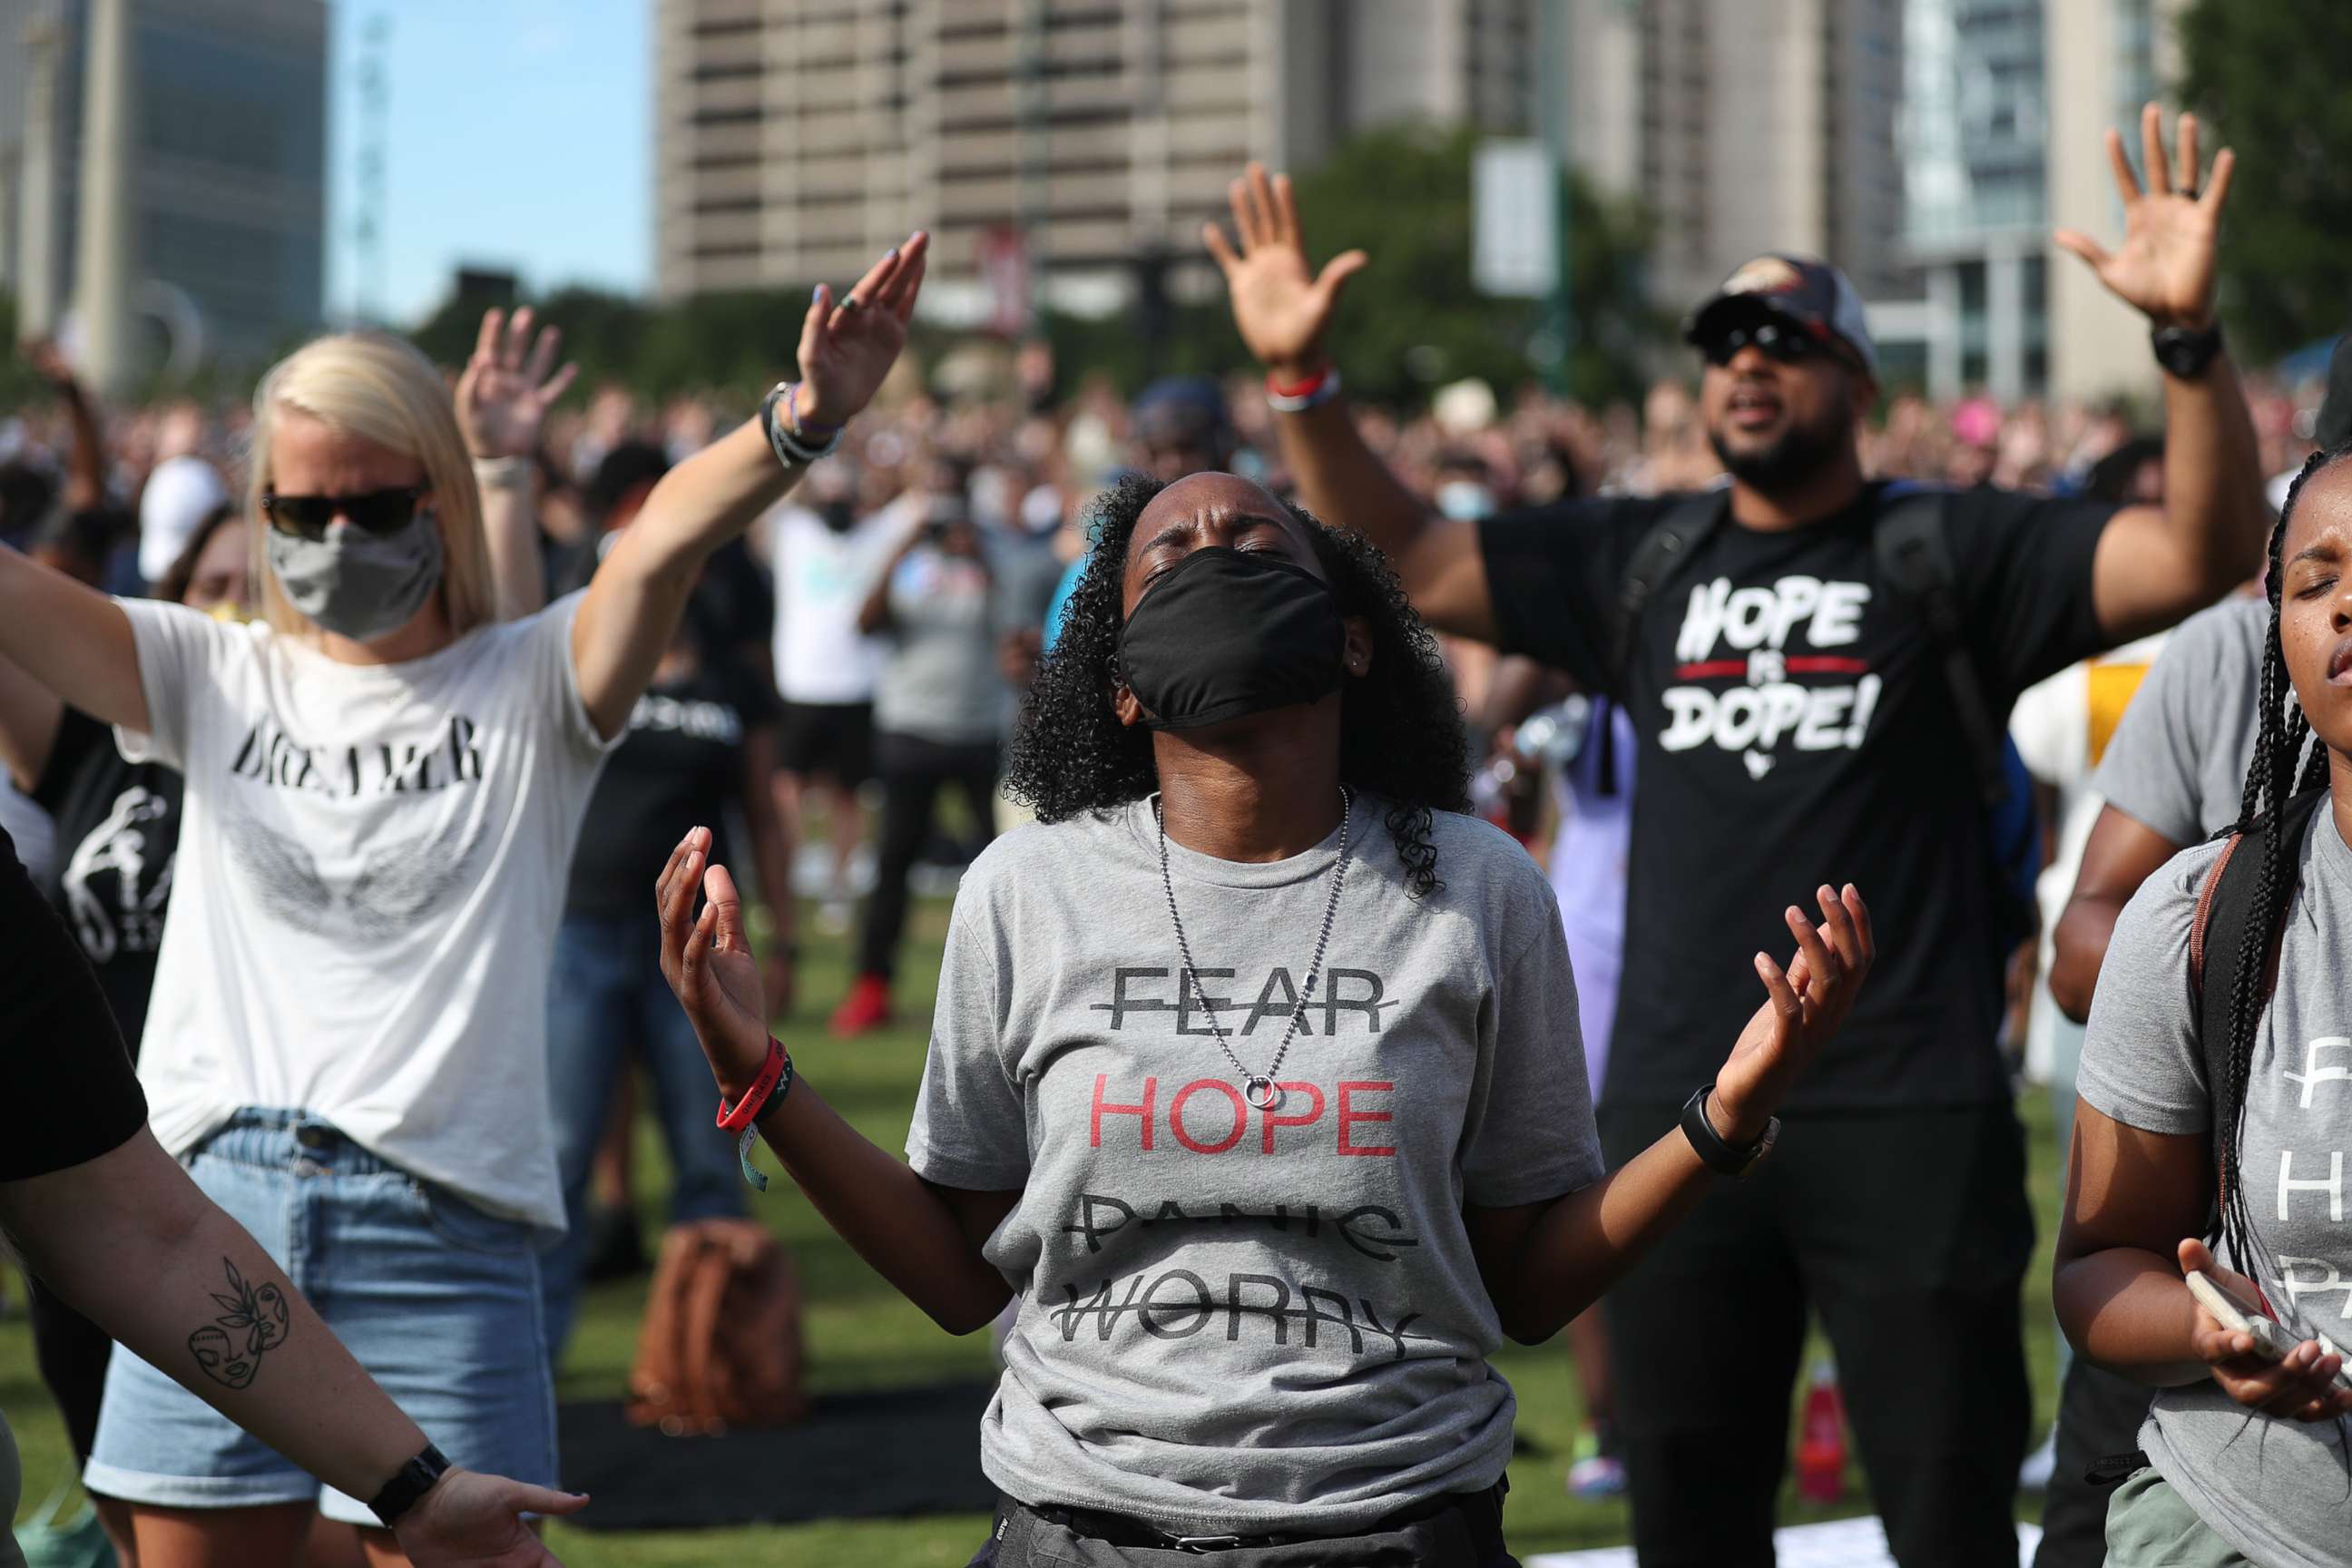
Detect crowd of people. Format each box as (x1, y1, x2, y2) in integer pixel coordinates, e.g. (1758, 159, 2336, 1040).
(2, 102, 2348, 1568)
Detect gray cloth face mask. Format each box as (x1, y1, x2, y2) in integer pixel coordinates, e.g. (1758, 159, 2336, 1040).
(266, 506, 446, 642)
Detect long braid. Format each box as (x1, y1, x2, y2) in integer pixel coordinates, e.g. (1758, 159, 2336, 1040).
(2216, 448, 2348, 1271)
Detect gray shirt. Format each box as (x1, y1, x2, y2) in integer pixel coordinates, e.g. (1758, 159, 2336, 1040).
(2079, 821, 2352, 1568)
(872, 545, 1003, 745)
(2093, 595, 2269, 845)
(907, 799, 1601, 1536)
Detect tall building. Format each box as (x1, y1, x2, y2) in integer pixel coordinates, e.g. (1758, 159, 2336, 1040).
(1557, 0, 1906, 320)
(1889, 0, 2051, 401)
(1, 0, 327, 388)
(2044, 0, 2185, 400)
(652, 0, 1536, 323)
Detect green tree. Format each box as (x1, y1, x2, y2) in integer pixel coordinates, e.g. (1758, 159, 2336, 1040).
(390, 122, 1663, 409)
(1287, 122, 1661, 406)
(2178, 0, 2352, 362)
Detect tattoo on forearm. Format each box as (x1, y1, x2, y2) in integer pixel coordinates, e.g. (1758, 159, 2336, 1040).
(187, 1258, 291, 1390)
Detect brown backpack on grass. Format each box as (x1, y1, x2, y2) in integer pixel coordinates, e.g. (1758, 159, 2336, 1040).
(626, 1218, 808, 1436)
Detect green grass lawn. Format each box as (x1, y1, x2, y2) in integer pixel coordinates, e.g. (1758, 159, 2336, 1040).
(5, 893, 2067, 1564)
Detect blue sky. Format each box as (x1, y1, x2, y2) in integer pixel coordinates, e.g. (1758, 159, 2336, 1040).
(324, 0, 652, 326)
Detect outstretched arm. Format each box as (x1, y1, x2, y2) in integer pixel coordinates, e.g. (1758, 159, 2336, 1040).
(1206, 166, 1498, 642)
(2055, 107, 2268, 640)
(456, 307, 577, 622)
(1468, 887, 1874, 1342)
(1, 1127, 585, 1564)
(2050, 805, 2185, 1023)
(0, 546, 146, 732)
(656, 828, 1016, 1335)
(573, 237, 926, 739)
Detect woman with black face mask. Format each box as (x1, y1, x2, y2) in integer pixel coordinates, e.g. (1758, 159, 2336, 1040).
(657, 471, 1873, 1567)
(0, 239, 925, 1568)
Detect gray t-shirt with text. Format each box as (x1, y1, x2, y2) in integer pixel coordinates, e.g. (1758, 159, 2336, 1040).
(2093, 595, 2268, 845)
(873, 545, 1003, 745)
(2079, 822, 2352, 1568)
(907, 799, 1602, 1537)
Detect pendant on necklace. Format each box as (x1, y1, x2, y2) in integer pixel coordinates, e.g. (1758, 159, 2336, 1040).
(1243, 1074, 1281, 1111)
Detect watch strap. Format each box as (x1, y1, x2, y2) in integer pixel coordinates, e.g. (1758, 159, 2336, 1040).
(368, 1443, 451, 1527)
(2151, 319, 2224, 379)
(1681, 1084, 1778, 1178)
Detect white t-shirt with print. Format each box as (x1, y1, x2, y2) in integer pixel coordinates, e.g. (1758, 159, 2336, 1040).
(115, 592, 617, 1230)
(2008, 631, 2166, 1082)
(766, 501, 900, 705)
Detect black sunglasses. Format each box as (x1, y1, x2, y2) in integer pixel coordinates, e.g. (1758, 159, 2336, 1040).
(1700, 319, 1848, 370)
(260, 487, 424, 543)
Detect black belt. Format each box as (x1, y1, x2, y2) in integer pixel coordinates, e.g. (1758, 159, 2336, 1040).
(1019, 1483, 1490, 1554)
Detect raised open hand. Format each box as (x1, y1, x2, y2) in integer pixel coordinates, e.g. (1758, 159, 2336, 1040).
(1711, 886, 1874, 1143)
(796, 233, 929, 430)
(656, 827, 770, 1101)
(393, 1465, 587, 1568)
(1203, 163, 1367, 380)
(2053, 103, 2232, 329)
(456, 308, 577, 462)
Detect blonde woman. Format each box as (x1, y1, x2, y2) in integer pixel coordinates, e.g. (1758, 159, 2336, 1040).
(0, 238, 925, 1568)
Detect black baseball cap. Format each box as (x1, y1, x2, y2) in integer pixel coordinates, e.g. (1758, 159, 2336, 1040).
(1684, 255, 1878, 377)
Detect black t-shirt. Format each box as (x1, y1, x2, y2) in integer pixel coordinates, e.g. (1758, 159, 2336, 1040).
(33, 707, 182, 1052)
(554, 532, 776, 663)
(0, 822, 148, 1180)
(566, 622, 768, 921)
(1482, 481, 2116, 1112)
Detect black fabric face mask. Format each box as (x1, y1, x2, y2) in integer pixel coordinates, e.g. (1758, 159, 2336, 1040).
(1118, 545, 1346, 731)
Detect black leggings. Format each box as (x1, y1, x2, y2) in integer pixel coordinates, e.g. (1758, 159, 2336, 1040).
(857, 732, 1000, 980)
(27, 1269, 111, 1465)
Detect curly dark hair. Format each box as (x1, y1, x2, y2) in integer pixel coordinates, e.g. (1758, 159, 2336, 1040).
(1004, 473, 1471, 897)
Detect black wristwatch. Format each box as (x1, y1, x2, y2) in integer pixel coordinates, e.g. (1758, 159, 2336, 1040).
(2151, 319, 2224, 380)
(1680, 1085, 1778, 1178)
(368, 1443, 452, 1528)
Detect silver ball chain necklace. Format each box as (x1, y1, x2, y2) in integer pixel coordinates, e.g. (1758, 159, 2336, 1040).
(1154, 785, 1353, 1110)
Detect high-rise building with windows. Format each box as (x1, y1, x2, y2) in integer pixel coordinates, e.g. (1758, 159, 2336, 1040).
(1, 0, 326, 386)
(2043, 0, 2185, 399)
(1555, 0, 1906, 323)
(652, 0, 1537, 324)
(1886, 0, 2051, 400)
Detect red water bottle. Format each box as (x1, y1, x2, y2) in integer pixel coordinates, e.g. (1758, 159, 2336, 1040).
(1795, 1358, 1847, 1503)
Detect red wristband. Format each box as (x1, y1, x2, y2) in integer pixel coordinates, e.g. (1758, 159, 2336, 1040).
(1267, 365, 1331, 399)
(717, 1037, 788, 1132)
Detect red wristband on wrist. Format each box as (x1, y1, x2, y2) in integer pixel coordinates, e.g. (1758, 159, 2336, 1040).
(717, 1037, 789, 1132)
(1267, 366, 1331, 399)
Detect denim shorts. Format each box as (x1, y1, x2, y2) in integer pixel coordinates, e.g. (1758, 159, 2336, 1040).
(83, 1110, 557, 1524)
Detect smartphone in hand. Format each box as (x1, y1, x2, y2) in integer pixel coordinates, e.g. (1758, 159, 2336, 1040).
(2188, 1270, 2352, 1393)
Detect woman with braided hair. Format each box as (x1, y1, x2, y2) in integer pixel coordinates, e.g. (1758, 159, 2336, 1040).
(657, 470, 1875, 1564)
(2058, 443, 2352, 1567)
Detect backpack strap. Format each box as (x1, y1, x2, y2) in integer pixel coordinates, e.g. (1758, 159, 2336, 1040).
(1611, 492, 1729, 693)
(2192, 786, 2327, 1203)
(1602, 493, 1728, 790)
(1872, 488, 2006, 807)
